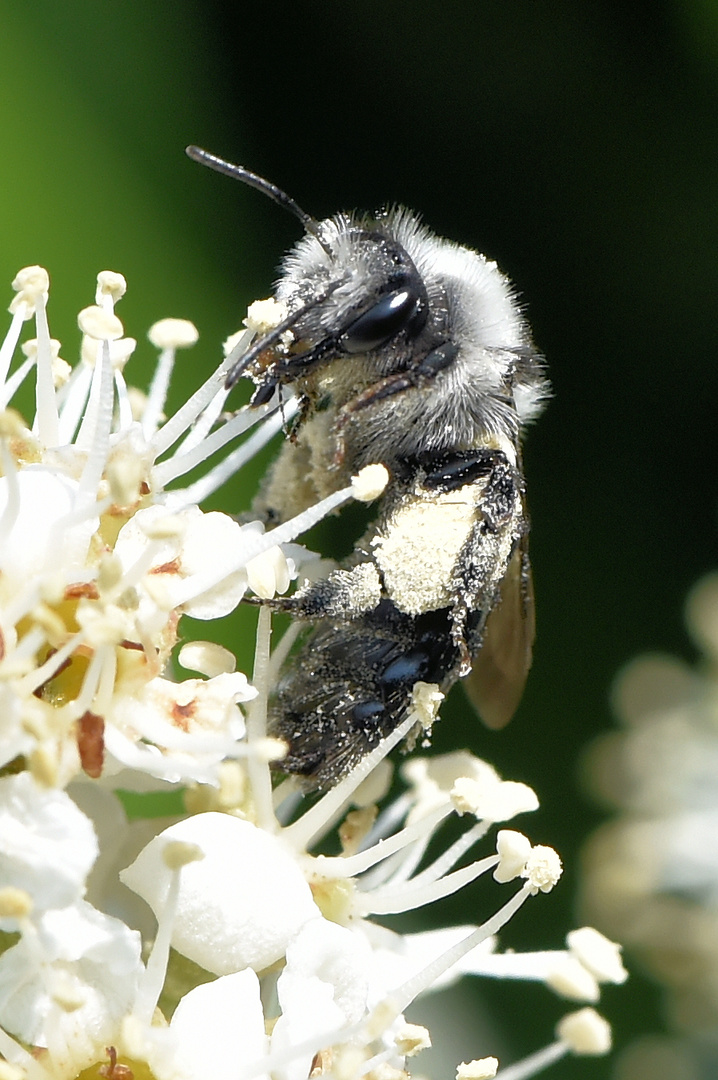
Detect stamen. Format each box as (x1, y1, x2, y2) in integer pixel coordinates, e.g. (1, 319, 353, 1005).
(352, 463, 389, 502)
(357, 823, 428, 891)
(152, 403, 280, 488)
(247, 479, 361, 552)
(114, 535, 164, 594)
(315, 802, 453, 879)
(94, 644, 118, 717)
(457, 1057, 498, 1079)
(17, 631, 83, 696)
(133, 842, 204, 1026)
(387, 881, 534, 1014)
(555, 1008, 611, 1054)
(56, 363, 93, 444)
(523, 845, 562, 895)
(355, 1046, 395, 1077)
(143, 320, 199, 437)
(70, 646, 105, 719)
(175, 382, 229, 455)
(95, 270, 127, 307)
(166, 480, 361, 612)
(5, 626, 46, 669)
(150, 348, 245, 457)
(0, 437, 21, 547)
(495, 1009, 612, 1080)
(33, 293, 60, 448)
(566, 927, 627, 985)
(399, 820, 490, 890)
(114, 368, 134, 431)
(283, 705, 425, 852)
(359, 789, 413, 854)
(494, 831, 532, 884)
(493, 1043, 567, 1080)
(0, 1027, 48, 1080)
(245, 604, 276, 832)
(236, 1022, 354, 1080)
(266, 619, 302, 686)
(0, 308, 27, 390)
(171, 405, 295, 507)
(76, 339, 114, 505)
(0, 355, 34, 410)
(361, 853, 498, 915)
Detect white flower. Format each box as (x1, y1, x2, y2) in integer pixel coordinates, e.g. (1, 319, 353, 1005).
(0, 268, 621, 1080)
(0, 772, 97, 914)
(0, 901, 142, 1055)
(0, 773, 143, 1076)
(118, 712, 590, 1079)
(0, 268, 355, 791)
(582, 571, 718, 1073)
(105, 671, 254, 785)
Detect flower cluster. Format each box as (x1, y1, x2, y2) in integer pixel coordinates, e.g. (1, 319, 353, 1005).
(582, 572, 718, 1076)
(0, 267, 622, 1080)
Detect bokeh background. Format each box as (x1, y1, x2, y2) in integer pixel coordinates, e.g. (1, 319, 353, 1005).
(2, 2, 717, 1077)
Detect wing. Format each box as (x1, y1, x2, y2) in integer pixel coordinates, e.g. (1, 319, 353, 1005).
(462, 536, 535, 729)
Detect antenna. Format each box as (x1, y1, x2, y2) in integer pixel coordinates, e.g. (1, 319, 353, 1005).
(186, 146, 329, 250)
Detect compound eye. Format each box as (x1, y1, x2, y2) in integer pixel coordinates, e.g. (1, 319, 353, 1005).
(340, 287, 421, 354)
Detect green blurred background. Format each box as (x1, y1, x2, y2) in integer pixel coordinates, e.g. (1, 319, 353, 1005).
(2, 2, 717, 1076)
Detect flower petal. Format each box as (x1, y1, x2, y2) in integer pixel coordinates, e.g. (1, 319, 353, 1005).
(0, 773, 98, 914)
(121, 813, 320, 974)
(169, 969, 269, 1080)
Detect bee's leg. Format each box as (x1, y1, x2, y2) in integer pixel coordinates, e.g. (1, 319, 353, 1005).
(420, 448, 502, 490)
(345, 342, 460, 416)
(446, 454, 526, 676)
(331, 342, 459, 465)
(241, 594, 295, 610)
(243, 560, 383, 621)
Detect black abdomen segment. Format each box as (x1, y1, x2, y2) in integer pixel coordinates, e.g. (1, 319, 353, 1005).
(269, 600, 471, 789)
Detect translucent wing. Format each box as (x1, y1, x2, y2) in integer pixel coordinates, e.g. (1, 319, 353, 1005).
(463, 538, 535, 729)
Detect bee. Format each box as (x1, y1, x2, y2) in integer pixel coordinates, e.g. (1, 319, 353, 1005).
(187, 146, 549, 790)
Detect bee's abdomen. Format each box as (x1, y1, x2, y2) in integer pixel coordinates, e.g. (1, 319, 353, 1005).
(269, 601, 465, 788)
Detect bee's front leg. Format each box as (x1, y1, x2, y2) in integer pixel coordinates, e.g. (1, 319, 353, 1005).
(242, 559, 383, 621)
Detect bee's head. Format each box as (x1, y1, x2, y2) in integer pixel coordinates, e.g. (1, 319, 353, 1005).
(186, 147, 432, 401)
(271, 220, 430, 376)
(186, 145, 547, 447)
